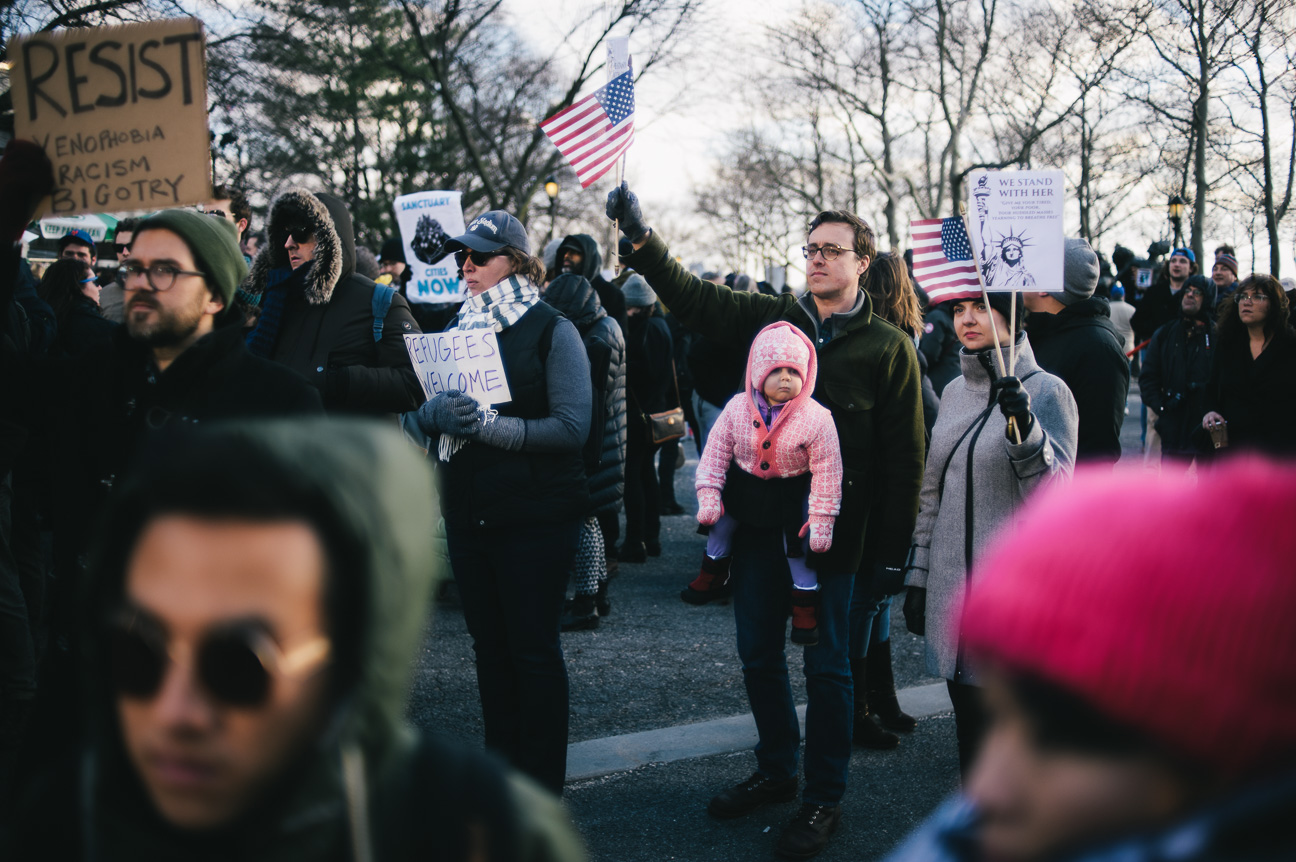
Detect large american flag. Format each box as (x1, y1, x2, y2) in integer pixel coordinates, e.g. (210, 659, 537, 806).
(910, 217, 981, 303)
(540, 69, 635, 189)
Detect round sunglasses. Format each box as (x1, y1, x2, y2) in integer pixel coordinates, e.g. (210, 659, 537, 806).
(108, 612, 331, 708)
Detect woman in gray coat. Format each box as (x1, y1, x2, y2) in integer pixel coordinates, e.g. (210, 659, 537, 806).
(902, 292, 1078, 775)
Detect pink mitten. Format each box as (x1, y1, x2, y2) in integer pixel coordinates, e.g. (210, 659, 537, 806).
(696, 488, 723, 526)
(798, 515, 835, 554)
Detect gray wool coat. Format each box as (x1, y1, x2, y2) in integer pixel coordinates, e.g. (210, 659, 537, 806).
(904, 335, 1078, 683)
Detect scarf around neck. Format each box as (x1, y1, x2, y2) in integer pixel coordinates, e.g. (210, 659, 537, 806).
(453, 274, 541, 333)
(438, 274, 541, 462)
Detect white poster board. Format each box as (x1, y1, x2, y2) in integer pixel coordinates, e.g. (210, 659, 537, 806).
(404, 331, 512, 406)
(393, 190, 465, 304)
(966, 169, 1065, 292)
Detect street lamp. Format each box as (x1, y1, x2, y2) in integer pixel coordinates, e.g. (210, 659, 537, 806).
(544, 176, 559, 244)
(1167, 194, 1186, 248)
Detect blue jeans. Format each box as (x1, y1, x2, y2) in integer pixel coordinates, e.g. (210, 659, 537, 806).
(447, 519, 580, 795)
(848, 585, 893, 660)
(731, 523, 854, 805)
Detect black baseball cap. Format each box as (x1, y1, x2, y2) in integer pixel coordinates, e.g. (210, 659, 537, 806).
(442, 210, 530, 256)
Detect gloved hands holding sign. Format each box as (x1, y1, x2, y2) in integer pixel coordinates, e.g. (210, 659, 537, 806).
(992, 375, 1034, 441)
(417, 390, 481, 437)
(605, 181, 650, 243)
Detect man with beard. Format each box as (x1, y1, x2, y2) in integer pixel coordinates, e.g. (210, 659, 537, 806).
(24, 210, 324, 641)
(556, 233, 627, 334)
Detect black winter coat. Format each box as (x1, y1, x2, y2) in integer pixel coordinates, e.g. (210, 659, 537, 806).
(56, 298, 117, 359)
(688, 332, 749, 408)
(625, 311, 674, 418)
(1202, 331, 1296, 456)
(1139, 317, 1214, 457)
(33, 324, 324, 581)
(1026, 297, 1131, 465)
(245, 190, 424, 415)
(545, 274, 627, 514)
(919, 304, 961, 397)
(556, 233, 627, 336)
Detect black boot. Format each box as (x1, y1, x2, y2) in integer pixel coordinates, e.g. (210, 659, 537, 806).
(560, 594, 599, 631)
(867, 639, 917, 732)
(681, 554, 732, 605)
(595, 579, 611, 617)
(850, 658, 899, 750)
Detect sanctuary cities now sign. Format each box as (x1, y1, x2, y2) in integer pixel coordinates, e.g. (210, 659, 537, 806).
(394, 190, 466, 304)
(9, 18, 213, 217)
(405, 330, 513, 406)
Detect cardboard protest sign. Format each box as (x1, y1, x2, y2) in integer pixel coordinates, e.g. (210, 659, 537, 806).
(393, 191, 465, 304)
(9, 18, 213, 217)
(966, 169, 1065, 292)
(404, 330, 512, 406)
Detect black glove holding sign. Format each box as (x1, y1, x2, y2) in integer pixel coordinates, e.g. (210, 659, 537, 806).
(903, 587, 926, 637)
(993, 375, 1034, 441)
(605, 181, 650, 244)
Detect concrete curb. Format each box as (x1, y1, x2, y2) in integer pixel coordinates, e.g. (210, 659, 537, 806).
(567, 681, 952, 782)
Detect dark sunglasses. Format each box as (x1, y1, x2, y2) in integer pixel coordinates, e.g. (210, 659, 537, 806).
(114, 243, 130, 253)
(108, 613, 330, 708)
(454, 249, 504, 268)
(285, 227, 315, 244)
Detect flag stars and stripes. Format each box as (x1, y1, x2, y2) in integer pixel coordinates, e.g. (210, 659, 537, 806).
(541, 69, 636, 188)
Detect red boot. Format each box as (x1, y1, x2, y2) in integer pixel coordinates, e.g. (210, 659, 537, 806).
(790, 588, 820, 646)
(681, 554, 733, 605)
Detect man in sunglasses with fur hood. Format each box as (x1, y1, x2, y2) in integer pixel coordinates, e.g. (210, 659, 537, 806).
(243, 190, 425, 415)
(4, 419, 585, 862)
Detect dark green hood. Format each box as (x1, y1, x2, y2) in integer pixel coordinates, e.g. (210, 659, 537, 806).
(556, 234, 603, 283)
(80, 419, 441, 859)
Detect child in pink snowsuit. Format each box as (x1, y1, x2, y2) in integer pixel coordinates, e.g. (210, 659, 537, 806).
(695, 321, 843, 644)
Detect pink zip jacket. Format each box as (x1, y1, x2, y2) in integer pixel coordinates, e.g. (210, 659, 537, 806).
(696, 321, 842, 536)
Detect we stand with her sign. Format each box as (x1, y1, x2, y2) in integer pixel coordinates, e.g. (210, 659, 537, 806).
(9, 18, 213, 216)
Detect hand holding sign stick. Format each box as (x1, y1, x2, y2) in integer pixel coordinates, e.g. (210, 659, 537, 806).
(960, 202, 1022, 445)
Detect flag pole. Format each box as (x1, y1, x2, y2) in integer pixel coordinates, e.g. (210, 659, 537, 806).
(959, 203, 1020, 444)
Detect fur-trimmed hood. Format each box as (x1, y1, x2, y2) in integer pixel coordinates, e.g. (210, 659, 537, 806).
(245, 189, 356, 305)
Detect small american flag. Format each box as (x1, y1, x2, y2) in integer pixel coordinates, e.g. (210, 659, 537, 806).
(910, 217, 981, 303)
(541, 70, 635, 189)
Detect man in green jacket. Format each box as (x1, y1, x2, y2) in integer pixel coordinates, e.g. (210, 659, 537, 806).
(608, 184, 924, 858)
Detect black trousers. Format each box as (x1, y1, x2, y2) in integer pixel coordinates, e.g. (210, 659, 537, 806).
(623, 426, 661, 546)
(946, 679, 988, 779)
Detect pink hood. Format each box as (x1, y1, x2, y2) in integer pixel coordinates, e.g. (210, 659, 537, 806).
(745, 321, 818, 430)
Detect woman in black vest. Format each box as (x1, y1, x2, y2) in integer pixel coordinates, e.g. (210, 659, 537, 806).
(414, 211, 592, 795)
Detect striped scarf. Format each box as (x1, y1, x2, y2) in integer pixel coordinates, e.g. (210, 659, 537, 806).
(438, 274, 541, 462)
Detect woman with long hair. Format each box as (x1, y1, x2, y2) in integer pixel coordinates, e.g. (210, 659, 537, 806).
(36, 257, 117, 357)
(1200, 273, 1296, 456)
(848, 252, 940, 750)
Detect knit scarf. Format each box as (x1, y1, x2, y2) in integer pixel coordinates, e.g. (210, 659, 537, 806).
(246, 263, 308, 358)
(438, 274, 541, 462)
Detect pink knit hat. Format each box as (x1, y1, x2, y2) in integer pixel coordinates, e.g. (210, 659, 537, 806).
(962, 458, 1296, 778)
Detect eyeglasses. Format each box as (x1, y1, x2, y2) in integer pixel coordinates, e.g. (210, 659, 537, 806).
(121, 262, 207, 291)
(1183, 287, 1205, 298)
(114, 243, 130, 253)
(454, 249, 504, 268)
(1237, 292, 1270, 303)
(108, 612, 331, 708)
(802, 244, 852, 262)
(284, 227, 315, 245)
(205, 209, 227, 220)
(79, 274, 98, 284)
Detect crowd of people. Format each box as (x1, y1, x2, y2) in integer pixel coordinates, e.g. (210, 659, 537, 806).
(0, 133, 1293, 862)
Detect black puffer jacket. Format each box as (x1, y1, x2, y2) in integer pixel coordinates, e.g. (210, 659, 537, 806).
(244, 190, 424, 415)
(557, 233, 627, 336)
(1139, 281, 1217, 458)
(545, 273, 627, 513)
(1026, 297, 1131, 465)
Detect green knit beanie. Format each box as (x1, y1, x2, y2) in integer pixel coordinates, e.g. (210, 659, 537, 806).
(133, 209, 249, 308)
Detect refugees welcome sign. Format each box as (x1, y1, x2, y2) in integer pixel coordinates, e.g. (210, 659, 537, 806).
(9, 18, 213, 216)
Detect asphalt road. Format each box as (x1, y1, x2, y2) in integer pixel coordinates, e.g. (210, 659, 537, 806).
(409, 381, 1148, 860)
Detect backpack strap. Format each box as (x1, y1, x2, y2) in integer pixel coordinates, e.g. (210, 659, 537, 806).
(371, 283, 396, 342)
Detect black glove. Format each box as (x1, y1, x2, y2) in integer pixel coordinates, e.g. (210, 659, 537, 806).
(903, 587, 926, 636)
(0, 140, 55, 243)
(993, 375, 1034, 440)
(605, 181, 649, 242)
(872, 563, 906, 597)
(417, 390, 480, 436)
